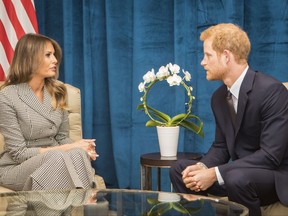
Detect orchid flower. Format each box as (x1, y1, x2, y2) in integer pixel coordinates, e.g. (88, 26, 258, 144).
(137, 63, 204, 137)
(167, 74, 182, 86)
(143, 69, 156, 83)
(183, 69, 191, 81)
(138, 82, 145, 92)
(156, 65, 170, 80)
(168, 63, 180, 74)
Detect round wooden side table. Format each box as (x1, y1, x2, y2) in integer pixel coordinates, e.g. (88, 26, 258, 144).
(140, 152, 202, 191)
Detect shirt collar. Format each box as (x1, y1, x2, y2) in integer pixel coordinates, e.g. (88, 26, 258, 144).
(229, 65, 249, 100)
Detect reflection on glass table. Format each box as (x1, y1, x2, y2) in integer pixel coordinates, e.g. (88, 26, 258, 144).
(0, 189, 248, 216)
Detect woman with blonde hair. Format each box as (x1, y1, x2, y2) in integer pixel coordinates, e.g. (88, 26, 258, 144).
(0, 33, 98, 191)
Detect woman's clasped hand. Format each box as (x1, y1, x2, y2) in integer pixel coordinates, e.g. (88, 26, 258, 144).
(78, 139, 98, 161)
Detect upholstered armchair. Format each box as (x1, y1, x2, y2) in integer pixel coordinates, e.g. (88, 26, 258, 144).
(0, 82, 105, 193)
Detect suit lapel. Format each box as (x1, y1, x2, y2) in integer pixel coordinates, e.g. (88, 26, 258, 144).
(17, 83, 60, 125)
(235, 68, 255, 135)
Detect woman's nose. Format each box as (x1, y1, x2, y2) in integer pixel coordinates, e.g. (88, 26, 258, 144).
(52, 55, 58, 64)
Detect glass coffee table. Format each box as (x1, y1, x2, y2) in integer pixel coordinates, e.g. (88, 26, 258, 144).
(0, 188, 248, 215)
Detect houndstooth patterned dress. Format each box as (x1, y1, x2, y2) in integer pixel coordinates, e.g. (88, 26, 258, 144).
(0, 83, 95, 191)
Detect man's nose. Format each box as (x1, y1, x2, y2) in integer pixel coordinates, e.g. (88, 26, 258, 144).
(200, 58, 205, 66)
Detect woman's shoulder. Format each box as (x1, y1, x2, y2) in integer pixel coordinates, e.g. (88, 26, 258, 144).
(1, 83, 29, 92)
(0, 84, 28, 103)
(0, 84, 19, 95)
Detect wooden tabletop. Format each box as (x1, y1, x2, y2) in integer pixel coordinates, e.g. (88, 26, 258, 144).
(140, 152, 202, 167)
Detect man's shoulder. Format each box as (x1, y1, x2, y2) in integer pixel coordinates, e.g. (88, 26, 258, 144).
(241, 68, 284, 93)
(249, 68, 281, 84)
(253, 71, 284, 89)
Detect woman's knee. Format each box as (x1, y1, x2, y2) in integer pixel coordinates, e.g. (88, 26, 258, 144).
(67, 148, 87, 158)
(42, 150, 67, 162)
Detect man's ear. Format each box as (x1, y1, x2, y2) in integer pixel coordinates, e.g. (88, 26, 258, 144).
(223, 49, 233, 64)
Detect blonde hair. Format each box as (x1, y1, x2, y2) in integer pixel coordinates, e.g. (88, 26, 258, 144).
(200, 23, 251, 63)
(1, 33, 68, 109)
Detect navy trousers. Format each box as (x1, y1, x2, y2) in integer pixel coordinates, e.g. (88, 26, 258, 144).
(169, 159, 279, 216)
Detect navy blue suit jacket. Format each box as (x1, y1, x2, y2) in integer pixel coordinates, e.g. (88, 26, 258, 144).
(200, 68, 288, 205)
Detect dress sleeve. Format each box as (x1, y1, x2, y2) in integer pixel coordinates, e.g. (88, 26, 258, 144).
(55, 110, 73, 144)
(0, 90, 39, 163)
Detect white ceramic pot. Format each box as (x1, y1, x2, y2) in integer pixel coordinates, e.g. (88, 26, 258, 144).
(158, 192, 181, 202)
(156, 126, 180, 157)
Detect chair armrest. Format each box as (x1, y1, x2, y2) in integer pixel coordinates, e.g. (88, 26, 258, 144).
(94, 175, 106, 189)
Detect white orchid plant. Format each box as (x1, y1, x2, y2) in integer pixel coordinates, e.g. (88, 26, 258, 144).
(137, 63, 203, 137)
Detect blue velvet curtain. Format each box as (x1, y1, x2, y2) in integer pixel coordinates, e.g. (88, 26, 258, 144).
(34, 0, 288, 190)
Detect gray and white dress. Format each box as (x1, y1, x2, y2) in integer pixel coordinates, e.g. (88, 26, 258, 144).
(0, 83, 95, 191)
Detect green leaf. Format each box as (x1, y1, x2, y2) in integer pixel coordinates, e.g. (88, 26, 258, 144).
(145, 120, 162, 127)
(145, 105, 171, 122)
(179, 120, 204, 138)
(172, 202, 190, 214)
(147, 197, 159, 205)
(156, 203, 172, 214)
(170, 113, 189, 122)
(136, 104, 144, 110)
(147, 203, 172, 216)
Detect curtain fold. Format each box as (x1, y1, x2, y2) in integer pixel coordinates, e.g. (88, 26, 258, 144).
(34, 0, 288, 190)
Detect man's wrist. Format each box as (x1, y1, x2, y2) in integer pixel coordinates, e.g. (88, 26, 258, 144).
(215, 166, 225, 185)
(196, 162, 208, 170)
